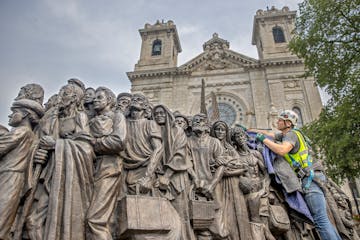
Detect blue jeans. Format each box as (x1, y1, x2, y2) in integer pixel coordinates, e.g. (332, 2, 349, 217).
(302, 172, 342, 240)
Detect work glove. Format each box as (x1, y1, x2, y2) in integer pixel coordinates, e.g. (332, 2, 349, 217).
(256, 133, 266, 143)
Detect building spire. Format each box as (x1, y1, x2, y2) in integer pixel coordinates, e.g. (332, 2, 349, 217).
(200, 79, 207, 115)
(209, 91, 220, 122)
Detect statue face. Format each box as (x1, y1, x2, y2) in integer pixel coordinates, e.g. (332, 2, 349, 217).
(117, 96, 131, 112)
(44, 95, 58, 111)
(192, 114, 209, 133)
(154, 107, 166, 125)
(93, 90, 108, 111)
(214, 123, 226, 140)
(233, 132, 247, 146)
(175, 117, 188, 129)
(8, 108, 25, 127)
(84, 89, 95, 104)
(58, 85, 75, 109)
(130, 95, 146, 111)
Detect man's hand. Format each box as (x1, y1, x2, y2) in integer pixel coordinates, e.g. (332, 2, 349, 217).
(256, 133, 266, 143)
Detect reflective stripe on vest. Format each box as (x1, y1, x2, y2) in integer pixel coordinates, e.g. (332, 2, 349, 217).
(284, 130, 312, 170)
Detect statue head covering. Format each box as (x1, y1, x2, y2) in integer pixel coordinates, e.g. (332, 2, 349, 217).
(152, 104, 175, 127)
(15, 83, 44, 105)
(173, 111, 189, 127)
(11, 98, 45, 126)
(117, 92, 132, 101)
(67, 78, 86, 93)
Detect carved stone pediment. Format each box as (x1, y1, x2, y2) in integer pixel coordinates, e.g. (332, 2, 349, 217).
(203, 33, 230, 51)
(180, 33, 258, 72)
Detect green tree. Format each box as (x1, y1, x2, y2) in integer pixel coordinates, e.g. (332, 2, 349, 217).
(289, 0, 360, 181)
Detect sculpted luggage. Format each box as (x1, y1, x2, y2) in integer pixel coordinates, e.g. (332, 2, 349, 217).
(118, 194, 173, 236)
(188, 189, 216, 230)
(268, 204, 290, 234)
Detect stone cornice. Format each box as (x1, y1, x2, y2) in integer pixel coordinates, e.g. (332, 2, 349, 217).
(127, 68, 190, 81)
(188, 80, 250, 89)
(127, 58, 304, 81)
(246, 58, 303, 69)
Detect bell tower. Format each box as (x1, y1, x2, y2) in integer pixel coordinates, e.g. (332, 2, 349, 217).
(134, 20, 182, 71)
(252, 6, 297, 60)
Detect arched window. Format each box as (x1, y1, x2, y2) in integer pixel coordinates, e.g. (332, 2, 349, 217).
(292, 107, 303, 127)
(152, 39, 162, 56)
(272, 26, 286, 43)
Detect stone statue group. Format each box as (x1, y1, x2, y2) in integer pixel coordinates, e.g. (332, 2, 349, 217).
(0, 78, 358, 240)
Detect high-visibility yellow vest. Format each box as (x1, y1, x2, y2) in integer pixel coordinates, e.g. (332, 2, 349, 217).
(284, 130, 312, 170)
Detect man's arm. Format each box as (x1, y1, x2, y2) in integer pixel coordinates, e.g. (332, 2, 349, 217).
(248, 128, 275, 138)
(262, 139, 293, 156)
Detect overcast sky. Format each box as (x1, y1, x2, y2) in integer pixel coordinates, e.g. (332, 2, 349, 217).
(0, 0, 306, 126)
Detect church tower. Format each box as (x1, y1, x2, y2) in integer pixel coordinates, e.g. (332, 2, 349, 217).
(135, 20, 182, 71)
(252, 6, 296, 60)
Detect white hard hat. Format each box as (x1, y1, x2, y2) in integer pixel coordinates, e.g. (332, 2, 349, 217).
(279, 110, 298, 126)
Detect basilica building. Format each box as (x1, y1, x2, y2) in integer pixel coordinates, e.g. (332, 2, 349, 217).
(127, 6, 323, 129)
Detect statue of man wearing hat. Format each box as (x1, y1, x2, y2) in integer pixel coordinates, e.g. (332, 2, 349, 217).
(0, 98, 44, 239)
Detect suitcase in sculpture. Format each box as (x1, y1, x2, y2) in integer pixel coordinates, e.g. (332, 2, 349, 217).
(118, 194, 172, 236)
(189, 196, 216, 230)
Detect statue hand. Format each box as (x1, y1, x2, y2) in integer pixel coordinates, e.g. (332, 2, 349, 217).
(34, 149, 49, 165)
(158, 176, 170, 190)
(202, 183, 214, 200)
(217, 157, 227, 166)
(138, 176, 153, 194)
(193, 177, 201, 190)
(39, 136, 56, 150)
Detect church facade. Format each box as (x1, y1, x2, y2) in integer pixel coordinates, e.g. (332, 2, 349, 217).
(127, 6, 323, 129)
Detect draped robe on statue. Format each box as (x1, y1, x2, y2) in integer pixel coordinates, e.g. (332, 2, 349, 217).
(217, 143, 252, 240)
(29, 111, 95, 240)
(121, 118, 162, 191)
(187, 135, 229, 238)
(87, 110, 126, 240)
(120, 117, 182, 240)
(0, 127, 35, 239)
(154, 105, 196, 240)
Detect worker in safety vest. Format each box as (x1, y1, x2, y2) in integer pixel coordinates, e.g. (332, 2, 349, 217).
(241, 110, 341, 240)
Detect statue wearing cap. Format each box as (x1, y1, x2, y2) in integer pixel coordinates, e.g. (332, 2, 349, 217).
(0, 98, 44, 239)
(15, 83, 44, 105)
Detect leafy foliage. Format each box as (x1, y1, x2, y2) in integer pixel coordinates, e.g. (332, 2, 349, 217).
(289, 0, 360, 181)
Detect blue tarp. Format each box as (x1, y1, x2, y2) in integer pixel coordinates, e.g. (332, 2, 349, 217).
(247, 132, 314, 223)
